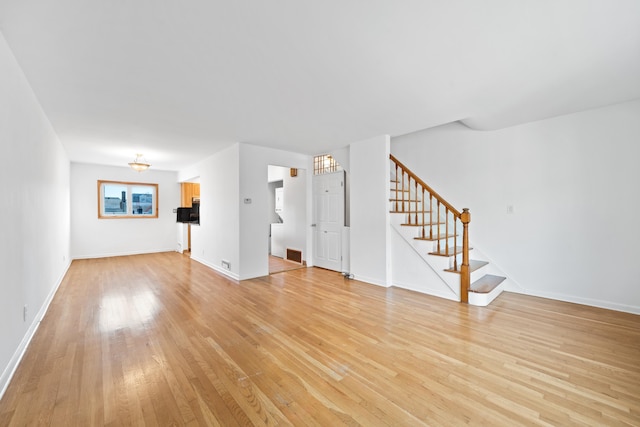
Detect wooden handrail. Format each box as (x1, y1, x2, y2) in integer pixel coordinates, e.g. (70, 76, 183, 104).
(390, 154, 471, 303)
(390, 154, 461, 217)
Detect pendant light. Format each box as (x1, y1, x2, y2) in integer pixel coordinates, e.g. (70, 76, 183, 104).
(128, 153, 151, 172)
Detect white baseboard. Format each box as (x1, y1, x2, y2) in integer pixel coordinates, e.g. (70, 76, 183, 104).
(0, 260, 71, 401)
(190, 255, 240, 281)
(350, 273, 391, 288)
(72, 248, 177, 259)
(508, 287, 640, 315)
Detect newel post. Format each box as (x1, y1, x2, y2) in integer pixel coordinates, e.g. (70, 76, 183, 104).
(460, 208, 471, 303)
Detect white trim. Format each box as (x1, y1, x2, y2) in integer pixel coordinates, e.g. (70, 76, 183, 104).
(72, 248, 177, 260)
(508, 288, 640, 315)
(0, 260, 71, 400)
(190, 256, 240, 281)
(351, 274, 391, 288)
(468, 282, 505, 307)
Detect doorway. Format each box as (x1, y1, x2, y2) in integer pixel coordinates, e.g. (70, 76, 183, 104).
(178, 180, 200, 255)
(267, 165, 307, 274)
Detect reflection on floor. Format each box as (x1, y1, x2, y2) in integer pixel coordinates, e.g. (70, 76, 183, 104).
(269, 255, 306, 274)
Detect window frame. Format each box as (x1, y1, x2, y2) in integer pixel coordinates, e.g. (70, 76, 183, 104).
(97, 180, 159, 219)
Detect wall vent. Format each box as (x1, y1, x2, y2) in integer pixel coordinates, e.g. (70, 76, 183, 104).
(286, 248, 303, 264)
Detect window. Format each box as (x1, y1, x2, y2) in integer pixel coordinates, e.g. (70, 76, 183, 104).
(313, 154, 342, 175)
(98, 180, 158, 219)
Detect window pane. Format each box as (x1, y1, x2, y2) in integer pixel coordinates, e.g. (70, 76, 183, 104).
(103, 184, 128, 215)
(98, 181, 159, 219)
(131, 186, 154, 215)
(313, 154, 342, 175)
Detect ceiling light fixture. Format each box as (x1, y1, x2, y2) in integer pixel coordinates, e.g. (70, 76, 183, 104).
(128, 153, 151, 172)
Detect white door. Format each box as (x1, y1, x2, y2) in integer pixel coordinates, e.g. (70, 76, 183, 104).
(313, 171, 345, 271)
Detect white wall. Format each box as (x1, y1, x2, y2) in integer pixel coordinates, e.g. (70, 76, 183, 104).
(281, 169, 307, 261)
(393, 100, 640, 313)
(0, 33, 71, 397)
(349, 135, 392, 287)
(329, 146, 350, 173)
(267, 165, 306, 260)
(239, 144, 311, 279)
(70, 163, 180, 258)
(177, 162, 201, 183)
(267, 165, 286, 227)
(391, 230, 458, 301)
(190, 144, 241, 279)
(184, 143, 311, 280)
(267, 180, 283, 225)
(267, 164, 287, 182)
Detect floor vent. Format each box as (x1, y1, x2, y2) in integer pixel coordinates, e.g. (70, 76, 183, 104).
(286, 249, 303, 264)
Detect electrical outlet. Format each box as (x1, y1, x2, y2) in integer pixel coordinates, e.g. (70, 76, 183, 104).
(221, 260, 231, 270)
(507, 205, 515, 214)
(23, 305, 27, 322)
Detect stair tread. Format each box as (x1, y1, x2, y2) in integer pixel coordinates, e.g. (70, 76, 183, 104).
(415, 234, 457, 241)
(390, 210, 432, 214)
(470, 274, 506, 293)
(401, 221, 445, 227)
(444, 260, 488, 273)
(390, 198, 421, 202)
(429, 246, 468, 257)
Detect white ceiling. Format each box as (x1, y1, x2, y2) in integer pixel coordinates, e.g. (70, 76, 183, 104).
(1, 0, 639, 171)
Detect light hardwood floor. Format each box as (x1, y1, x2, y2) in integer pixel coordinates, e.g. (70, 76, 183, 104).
(269, 255, 306, 275)
(1, 252, 639, 426)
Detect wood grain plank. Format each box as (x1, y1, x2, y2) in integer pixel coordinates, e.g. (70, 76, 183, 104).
(1, 252, 639, 426)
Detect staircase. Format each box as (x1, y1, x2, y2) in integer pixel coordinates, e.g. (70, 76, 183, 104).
(390, 154, 506, 306)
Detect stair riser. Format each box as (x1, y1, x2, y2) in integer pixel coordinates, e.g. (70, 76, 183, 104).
(415, 235, 460, 251)
(398, 216, 452, 232)
(395, 224, 447, 250)
(425, 254, 451, 272)
(390, 196, 458, 213)
(393, 224, 452, 264)
(393, 222, 459, 253)
(390, 201, 423, 212)
(415, 231, 458, 242)
(392, 211, 464, 223)
(468, 281, 506, 307)
(470, 267, 487, 284)
(390, 161, 506, 306)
